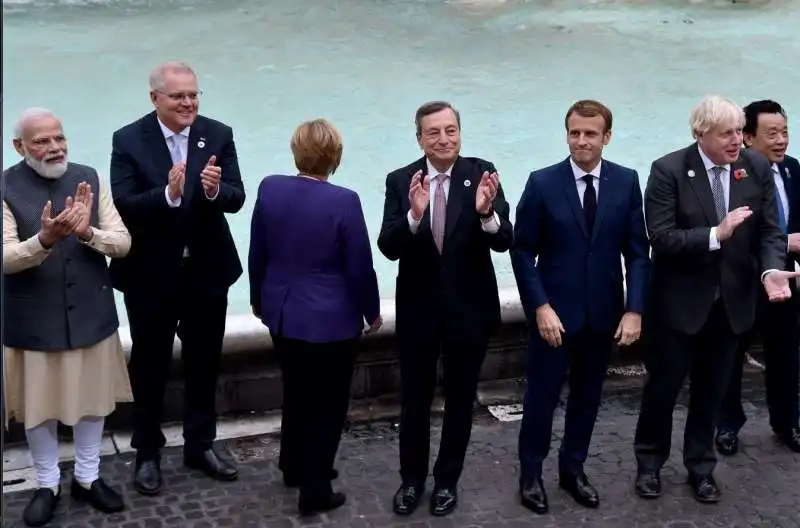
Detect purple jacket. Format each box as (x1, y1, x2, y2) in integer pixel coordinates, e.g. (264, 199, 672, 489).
(248, 175, 380, 343)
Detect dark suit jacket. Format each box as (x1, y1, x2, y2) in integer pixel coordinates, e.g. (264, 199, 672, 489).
(377, 156, 513, 346)
(644, 143, 786, 335)
(511, 158, 651, 335)
(109, 111, 245, 294)
(781, 154, 800, 269)
(248, 175, 380, 343)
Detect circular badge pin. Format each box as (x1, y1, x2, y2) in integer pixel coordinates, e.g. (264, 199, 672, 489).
(464, 179, 471, 187)
(197, 140, 206, 149)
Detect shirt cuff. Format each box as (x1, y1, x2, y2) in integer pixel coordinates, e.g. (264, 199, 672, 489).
(761, 269, 779, 283)
(407, 209, 421, 234)
(165, 186, 182, 207)
(205, 185, 220, 201)
(480, 211, 501, 234)
(708, 227, 721, 251)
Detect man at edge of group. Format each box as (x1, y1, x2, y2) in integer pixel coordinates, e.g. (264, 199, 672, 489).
(3, 107, 133, 527)
(633, 95, 799, 505)
(109, 61, 245, 495)
(511, 100, 651, 515)
(377, 100, 513, 517)
(715, 99, 800, 455)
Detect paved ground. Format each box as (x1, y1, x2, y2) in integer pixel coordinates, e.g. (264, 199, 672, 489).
(3, 370, 799, 528)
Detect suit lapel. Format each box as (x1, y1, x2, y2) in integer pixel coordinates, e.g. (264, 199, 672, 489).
(185, 121, 207, 203)
(143, 112, 174, 181)
(778, 161, 793, 225)
(591, 160, 612, 242)
(685, 144, 719, 225)
(444, 157, 466, 243)
(560, 158, 589, 239)
(727, 155, 750, 212)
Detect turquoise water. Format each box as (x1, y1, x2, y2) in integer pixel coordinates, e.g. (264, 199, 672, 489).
(3, 0, 799, 324)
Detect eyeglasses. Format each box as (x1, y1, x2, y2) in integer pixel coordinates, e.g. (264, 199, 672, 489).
(155, 90, 203, 102)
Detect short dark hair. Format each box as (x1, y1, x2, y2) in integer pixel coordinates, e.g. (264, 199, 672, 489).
(564, 100, 613, 133)
(743, 99, 787, 136)
(415, 101, 461, 137)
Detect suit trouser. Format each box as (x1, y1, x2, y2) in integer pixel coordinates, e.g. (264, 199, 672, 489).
(719, 296, 799, 435)
(124, 265, 228, 459)
(518, 327, 614, 480)
(272, 334, 358, 499)
(398, 337, 487, 489)
(634, 301, 738, 476)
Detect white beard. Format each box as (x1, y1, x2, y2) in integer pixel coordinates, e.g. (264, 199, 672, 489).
(25, 154, 68, 179)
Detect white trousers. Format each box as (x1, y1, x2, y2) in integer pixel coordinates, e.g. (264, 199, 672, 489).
(25, 416, 105, 489)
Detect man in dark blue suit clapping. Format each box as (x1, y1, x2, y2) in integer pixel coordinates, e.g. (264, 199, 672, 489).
(511, 100, 650, 515)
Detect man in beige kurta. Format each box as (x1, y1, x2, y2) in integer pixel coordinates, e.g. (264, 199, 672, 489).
(3, 107, 133, 527)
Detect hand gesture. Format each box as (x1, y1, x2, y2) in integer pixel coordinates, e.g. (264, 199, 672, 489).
(788, 233, 800, 253)
(365, 315, 383, 335)
(614, 312, 642, 347)
(71, 181, 95, 241)
(38, 197, 79, 248)
(716, 206, 752, 242)
(201, 155, 221, 198)
(476, 171, 499, 215)
(408, 170, 430, 221)
(535, 304, 565, 347)
(168, 162, 186, 201)
(763, 270, 800, 302)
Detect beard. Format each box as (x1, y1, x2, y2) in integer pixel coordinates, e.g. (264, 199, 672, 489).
(25, 153, 68, 179)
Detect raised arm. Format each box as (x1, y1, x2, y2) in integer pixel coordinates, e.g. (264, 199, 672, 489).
(2, 201, 51, 275)
(80, 179, 131, 259)
(200, 126, 246, 214)
(377, 173, 413, 262)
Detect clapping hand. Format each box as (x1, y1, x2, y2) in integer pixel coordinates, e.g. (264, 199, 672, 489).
(71, 182, 95, 241)
(38, 197, 80, 248)
(408, 170, 430, 221)
(476, 171, 499, 215)
(168, 162, 186, 202)
(201, 155, 221, 198)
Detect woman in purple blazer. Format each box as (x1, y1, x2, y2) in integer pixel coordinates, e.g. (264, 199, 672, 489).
(248, 119, 382, 515)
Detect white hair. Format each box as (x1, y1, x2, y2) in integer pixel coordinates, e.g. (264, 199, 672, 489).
(690, 95, 745, 138)
(149, 61, 196, 91)
(13, 107, 58, 139)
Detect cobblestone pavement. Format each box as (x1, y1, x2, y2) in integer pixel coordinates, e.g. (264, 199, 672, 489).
(3, 371, 799, 528)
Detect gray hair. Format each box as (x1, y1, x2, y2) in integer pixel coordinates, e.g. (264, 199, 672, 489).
(690, 95, 745, 138)
(13, 107, 59, 139)
(148, 61, 196, 92)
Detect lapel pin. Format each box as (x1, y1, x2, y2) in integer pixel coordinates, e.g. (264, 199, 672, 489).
(786, 167, 791, 179)
(197, 138, 206, 149)
(464, 180, 471, 187)
(687, 170, 695, 178)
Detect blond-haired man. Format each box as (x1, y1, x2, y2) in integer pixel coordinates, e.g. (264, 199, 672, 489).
(633, 95, 799, 503)
(3, 107, 133, 527)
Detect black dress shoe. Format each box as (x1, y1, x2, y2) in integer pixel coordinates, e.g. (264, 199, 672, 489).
(519, 478, 548, 514)
(559, 473, 599, 508)
(688, 473, 721, 503)
(23, 487, 60, 527)
(634, 471, 661, 499)
(298, 491, 346, 516)
(283, 468, 339, 488)
(430, 487, 457, 517)
(71, 478, 125, 513)
(715, 431, 739, 456)
(184, 448, 238, 481)
(133, 459, 162, 496)
(392, 483, 424, 516)
(778, 427, 800, 453)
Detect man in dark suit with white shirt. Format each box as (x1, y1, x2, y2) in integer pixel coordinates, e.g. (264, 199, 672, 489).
(716, 99, 800, 455)
(633, 95, 799, 504)
(377, 101, 513, 517)
(110, 61, 245, 495)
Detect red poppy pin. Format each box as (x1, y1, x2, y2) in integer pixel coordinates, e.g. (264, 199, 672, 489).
(733, 168, 747, 181)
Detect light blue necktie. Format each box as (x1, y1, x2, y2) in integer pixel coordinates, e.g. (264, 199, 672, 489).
(774, 167, 788, 234)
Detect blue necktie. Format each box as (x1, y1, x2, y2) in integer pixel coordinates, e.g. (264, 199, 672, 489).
(775, 169, 788, 234)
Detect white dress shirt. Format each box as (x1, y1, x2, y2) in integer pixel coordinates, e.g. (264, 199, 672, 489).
(699, 147, 731, 251)
(407, 159, 501, 235)
(569, 157, 601, 205)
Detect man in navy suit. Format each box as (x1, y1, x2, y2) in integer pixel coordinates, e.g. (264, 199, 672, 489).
(110, 61, 245, 495)
(511, 100, 650, 514)
(716, 100, 800, 454)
